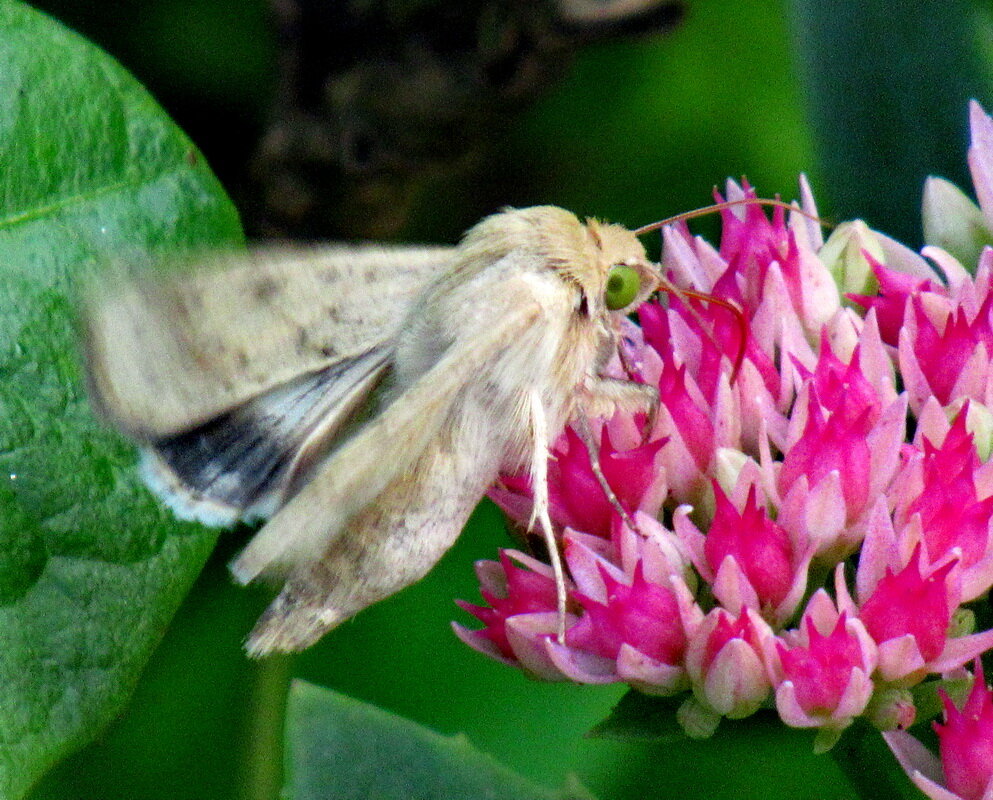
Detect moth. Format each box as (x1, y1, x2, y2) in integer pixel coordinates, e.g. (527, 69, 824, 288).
(83, 205, 665, 656)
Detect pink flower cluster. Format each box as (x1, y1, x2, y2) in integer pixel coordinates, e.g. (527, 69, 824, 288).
(455, 102, 993, 772)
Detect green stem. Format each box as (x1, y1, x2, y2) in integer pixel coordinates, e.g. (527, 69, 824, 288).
(237, 654, 295, 800)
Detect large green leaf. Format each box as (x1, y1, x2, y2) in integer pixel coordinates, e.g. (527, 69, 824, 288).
(0, 2, 241, 797)
(284, 680, 594, 800)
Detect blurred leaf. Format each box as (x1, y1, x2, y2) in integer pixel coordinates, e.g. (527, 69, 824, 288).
(587, 690, 686, 742)
(284, 680, 595, 800)
(788, 0, 993, 246)
(828, 720, 921, 800)
(0, 1, 240, 797)
(589, 690, 785, 746)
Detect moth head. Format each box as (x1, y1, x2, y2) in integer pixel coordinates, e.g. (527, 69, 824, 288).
(584, 218, 659, 314)
(458, 206, 659, 314)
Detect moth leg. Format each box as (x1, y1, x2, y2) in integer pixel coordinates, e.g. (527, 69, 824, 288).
(528, 390, 569, 643)
(617, 335, 641, 382)
(582, 376, 659, 440)
(574, 377, 660, 531)
(571, 414, 641, 535)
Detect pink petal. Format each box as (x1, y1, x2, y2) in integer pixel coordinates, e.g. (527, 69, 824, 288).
(970, 100, 993, 231)
(505, 613, 573, 680)
(616, 643, 688, 695)
(544, 637, 619, 684)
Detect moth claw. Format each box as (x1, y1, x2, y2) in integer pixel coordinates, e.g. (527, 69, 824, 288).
(641, 393, 660, 442)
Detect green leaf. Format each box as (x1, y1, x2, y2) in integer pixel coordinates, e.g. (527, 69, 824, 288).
(586, 690, 686, 743)
(0, 2, 241, 797)
(589, 689, 786, 746)
(788, 0, 993, 247)
(828, 719, 921, 800)
(284, 680, 596, 800)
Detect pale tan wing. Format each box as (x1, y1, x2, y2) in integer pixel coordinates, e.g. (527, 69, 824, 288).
(227, 268, 553, 590)
(244, 422, 500, 655)
(234, 285, 558, 654)
(83, 244, 452, 438)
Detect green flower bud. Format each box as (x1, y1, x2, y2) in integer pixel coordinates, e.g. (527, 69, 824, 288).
(922, 176, 993, 271)
(818, 220, 884, 298)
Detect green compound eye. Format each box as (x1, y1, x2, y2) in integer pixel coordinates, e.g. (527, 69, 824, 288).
(605, 264, 640, 310)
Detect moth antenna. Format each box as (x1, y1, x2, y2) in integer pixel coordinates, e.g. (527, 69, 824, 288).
(646, 272, 748, 382)
(633, 195, 827, 236)
(635, 194, 818, 382)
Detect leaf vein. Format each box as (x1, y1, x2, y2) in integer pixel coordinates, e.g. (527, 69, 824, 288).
(0, 166, 184, 230)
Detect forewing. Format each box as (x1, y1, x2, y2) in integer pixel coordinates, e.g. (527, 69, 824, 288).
(228, 278, 550, 611)
(83, 244, 452, 438)
(244, 428, 498, 655)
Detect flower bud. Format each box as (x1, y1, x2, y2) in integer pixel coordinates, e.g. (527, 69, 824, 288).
(922, 175, 991, 270)
(677, 695, 721, 739)
(867, 687, 917, 731)
(818, 220, 884, 297)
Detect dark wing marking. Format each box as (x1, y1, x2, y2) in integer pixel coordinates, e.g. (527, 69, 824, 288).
(141, 346, 391, 526)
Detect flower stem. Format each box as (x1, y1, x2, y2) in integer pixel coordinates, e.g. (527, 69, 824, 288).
(236, 653, 294, 800)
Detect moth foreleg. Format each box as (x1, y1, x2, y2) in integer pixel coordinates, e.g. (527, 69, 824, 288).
(581, 376, 659, 439)
(571, 413, 641, 536)
(528, 390, 568, 643)
(573, 377, 659, 533)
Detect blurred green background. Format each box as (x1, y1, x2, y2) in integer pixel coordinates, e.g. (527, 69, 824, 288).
(22, 0, 993, 797)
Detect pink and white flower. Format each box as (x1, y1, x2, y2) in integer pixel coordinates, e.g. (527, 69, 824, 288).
(457, 101, 993, 752)
(765, 592, 877, 733)
(684, 606, 774, 719)
(675, 482, 814, 626)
